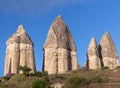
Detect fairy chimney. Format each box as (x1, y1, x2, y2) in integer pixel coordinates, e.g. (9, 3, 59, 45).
(86, 37, 101, 69)
(99, 32, 119, 69)
(4, 25, 36, 75)
(43, 15, 79, 74)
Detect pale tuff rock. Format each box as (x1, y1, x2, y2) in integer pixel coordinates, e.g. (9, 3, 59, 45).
(44, 15, 76, 51)
(6, 25, 33, 45)
(4, 25, 36, 75)
(51, 82, 64, 88)
(43, 15, 79, 74)
(86, 37, 101, 69)
(99, 32, 119, 69)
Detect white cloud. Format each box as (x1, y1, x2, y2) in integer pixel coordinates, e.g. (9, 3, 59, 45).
(0, 0, 99, 16)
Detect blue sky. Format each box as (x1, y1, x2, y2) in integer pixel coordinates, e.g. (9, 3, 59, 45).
(0, 0, 120, 76)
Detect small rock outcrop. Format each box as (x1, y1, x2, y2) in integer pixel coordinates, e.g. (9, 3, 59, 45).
(4, 25, 36, 75)
(43, 15, 79, 74)
(51, 83, 64, 88)
(98, 32, 119, 69)
(86, 37, 101, 69)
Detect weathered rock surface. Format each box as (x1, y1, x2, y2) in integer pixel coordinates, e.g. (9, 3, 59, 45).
(51, 82, 64, 88)
(4, 25, 36, 75)
(87, 37, 101, 69)
(43, 15, 79, 74)
(99, 32, 119, 69)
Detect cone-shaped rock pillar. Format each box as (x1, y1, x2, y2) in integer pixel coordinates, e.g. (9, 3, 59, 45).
(43, 15, 79, 74)
(99, 32, 119, 69)
(4, 25, 36, 75)
(87, 37, 101, 69)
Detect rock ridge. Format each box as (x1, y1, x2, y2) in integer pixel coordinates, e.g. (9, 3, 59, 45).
(43, 15, 79, 74)
(4, 25, 36, 75)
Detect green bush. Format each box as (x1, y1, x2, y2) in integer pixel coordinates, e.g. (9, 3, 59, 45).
(41, 71, 48, 77)
(101, 66, 109, 70)
(66, 77, 89, 88)
(35, 71, 48, 77)
(91, 76, 108, 83)
(43, 76, 49, 83)
(1, 76, 10, 81)
(53, 73, 65, 80)
(32, 71, 51, 88)
(31, 76, 51, 88)
(11, 74, 25, 82)
(31, 79, 45, 88)
(19, 65, 32, 76)
(35, 71, 42, 77)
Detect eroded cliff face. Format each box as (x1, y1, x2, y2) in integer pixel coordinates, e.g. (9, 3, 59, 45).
(43, 15, 79, 74)
(4, 25, 36, 75)
(87, 37, 101, 69)
(99, 32, 119, 69)
(85, 32, 119, 69)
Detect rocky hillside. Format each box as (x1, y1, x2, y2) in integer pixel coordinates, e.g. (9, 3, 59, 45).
(1, 67, 120, 88)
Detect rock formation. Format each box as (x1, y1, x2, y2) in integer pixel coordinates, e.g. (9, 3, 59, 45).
(86, 37, 101, 69)
(4, 25, 36, 75)
(98, 32, 119, 69)
(43, 15, 79, 74)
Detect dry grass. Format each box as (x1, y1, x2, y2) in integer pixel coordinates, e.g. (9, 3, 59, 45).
(1, 69, 120, 88)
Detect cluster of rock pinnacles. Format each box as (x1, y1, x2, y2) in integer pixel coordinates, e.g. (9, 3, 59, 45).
(4, 15, 119, 75)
